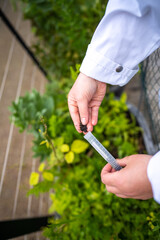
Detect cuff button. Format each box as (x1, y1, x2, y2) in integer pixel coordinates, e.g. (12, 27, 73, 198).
(116, 66, 123, 72)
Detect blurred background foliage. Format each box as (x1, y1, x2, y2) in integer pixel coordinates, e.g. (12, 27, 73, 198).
(18, 0, 107, 78)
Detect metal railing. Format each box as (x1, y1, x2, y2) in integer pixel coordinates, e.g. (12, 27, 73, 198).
(141, 48, 160, 152)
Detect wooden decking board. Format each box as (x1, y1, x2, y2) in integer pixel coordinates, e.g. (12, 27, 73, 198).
(0, 45, 28, 197)
(0, 1, 49, 239)
(0, 0, 20, 87)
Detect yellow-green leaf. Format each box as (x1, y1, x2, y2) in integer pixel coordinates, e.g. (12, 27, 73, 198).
(102, 140, 109, 148)
(29, 172, 39, 186)
(54, 137, 64, 147)
(46, 141, 50, 148)
(87, 192, 99, 200)
(38, 162, 45, 172)
(42, 171, 54, 181)
(60, 144, 69, 153)
(120, 92, 127, 103)
(50, 193, 55, 202)
(71, 140, 89, 153)
(48, 203, 55, 214)
(65, 151, 74, 164)
(40, 140, 47, 145)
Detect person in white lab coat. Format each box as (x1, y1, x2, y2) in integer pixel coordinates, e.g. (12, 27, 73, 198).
(68, 0, 160, 204)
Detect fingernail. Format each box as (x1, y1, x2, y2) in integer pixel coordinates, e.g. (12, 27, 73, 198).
(81, 118, 86, 125)
(92, 120, 96, 125)
(88, 125, 92, 132)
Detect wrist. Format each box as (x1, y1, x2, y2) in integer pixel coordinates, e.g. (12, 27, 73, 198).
(79, 72, 106, 86)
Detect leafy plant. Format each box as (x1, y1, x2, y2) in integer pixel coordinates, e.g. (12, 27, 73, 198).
(18, 0, 107, 78)
(10, 67, 160, 239)
(9, 89, 54, 132)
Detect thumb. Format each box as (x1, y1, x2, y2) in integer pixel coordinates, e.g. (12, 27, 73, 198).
(116, 157, 130, 168)
(77, 99, 89, 125)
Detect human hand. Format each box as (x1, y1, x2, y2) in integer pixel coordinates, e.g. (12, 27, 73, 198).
(101, 154, 153, 200)
(68, 72, 106, 133)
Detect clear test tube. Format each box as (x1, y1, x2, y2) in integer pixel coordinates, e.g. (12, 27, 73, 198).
(84, 131, 122, 171)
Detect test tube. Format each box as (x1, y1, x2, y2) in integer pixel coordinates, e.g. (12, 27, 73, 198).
(84, 131, 122, 171)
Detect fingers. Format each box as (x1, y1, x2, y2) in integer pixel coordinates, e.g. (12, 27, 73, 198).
(105, 185, 119, 194)
(115, 194, 128, 198)
(101, 160, 126, 187)
(101, 159, 125, 177)
(68, 103, 82, 133)
(68, 96, 95, 133)
(91, 106, 99, 126)
(101, 165, 122, 195)
(116, 159, 127, 168)
(116, 155, 144, 166)
(68, 98, 92, 133)
(101, 168, 119, 187)
(101, 155, 154, 200)
(87, 108, 93, 132)
(68, 73, 106, 132)
(77, 99, 89, 125)
(101, 163, 113, 175)
(101, 163, 127, 197)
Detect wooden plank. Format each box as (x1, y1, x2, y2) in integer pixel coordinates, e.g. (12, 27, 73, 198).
(0, 1, 50, 239)
(0, 0, 7, 11)
(0, 5, 21, 96)
(0, 22, 25, 193)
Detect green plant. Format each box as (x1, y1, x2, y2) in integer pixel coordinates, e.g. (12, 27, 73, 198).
(9, 89, 54, 132)
(10, 67, 160, 239)
(18, 0, 107, 78)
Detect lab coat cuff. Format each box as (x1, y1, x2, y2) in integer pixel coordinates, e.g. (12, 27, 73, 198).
(147, 151, 160, 204)
(80, 44, 139, 86)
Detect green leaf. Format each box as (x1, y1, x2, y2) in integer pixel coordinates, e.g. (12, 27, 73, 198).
(120, 92, 127, 103)
(38, 162, 45, 172)
(29, 172, 39, 186)
(65, 151, 74, 163)
(42, 171, 54, 181)
(60, 144, 70, 153)
(71, 140, 89, 153)
(27, 181, 53, 197)
(40, 140, 47, 145)
(54, 137, 64, 147)
(102, 140, 110, 148)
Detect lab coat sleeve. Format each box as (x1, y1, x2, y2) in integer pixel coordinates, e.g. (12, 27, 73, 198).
(147, 151, 160, 204)
(80, 0, 160, 86)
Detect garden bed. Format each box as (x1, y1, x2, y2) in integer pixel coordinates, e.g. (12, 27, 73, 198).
(9, 73, 160, 239)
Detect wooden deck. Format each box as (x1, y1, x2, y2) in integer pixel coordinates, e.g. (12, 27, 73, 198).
(0, 0, 49, 239)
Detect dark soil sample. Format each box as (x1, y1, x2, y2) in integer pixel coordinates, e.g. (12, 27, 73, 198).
(80, 122, 87, 132)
